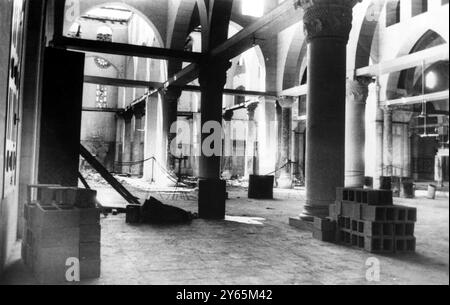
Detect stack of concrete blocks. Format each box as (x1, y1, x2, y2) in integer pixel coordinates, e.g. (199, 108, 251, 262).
(22, 185, 101, 284)
(313, 188, 417, 254)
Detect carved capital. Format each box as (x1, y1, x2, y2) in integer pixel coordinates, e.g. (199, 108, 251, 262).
(247, 102, 259, 120)
(346, 76, 373, 104)
(298, 0, 361, 43)
(223, 109, 234, 122)
(278, 96, 295, 109)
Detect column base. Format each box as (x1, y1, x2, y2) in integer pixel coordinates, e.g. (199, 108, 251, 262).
(289, 217, 314, 232)
(277, 174, 293, 189)
(198, 179, 226, 220)
(299, 202, 330, 222)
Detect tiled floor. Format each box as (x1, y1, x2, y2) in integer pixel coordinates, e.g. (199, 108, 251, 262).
(1, 184, 448, 285)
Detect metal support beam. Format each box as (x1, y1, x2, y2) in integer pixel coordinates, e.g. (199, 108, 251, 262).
(382, 90, 449, 107)
(356, 44, 449, 77)
(53, 36, 204, 62)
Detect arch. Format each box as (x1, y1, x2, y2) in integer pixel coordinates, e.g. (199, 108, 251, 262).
(354, 0, 386, 69)
(282, 23, 307, 91)
(167, 0, 199, 50)
(228, 20, 267, 92)
(65, 1, 165, 48)
(386, 29, 448, 99)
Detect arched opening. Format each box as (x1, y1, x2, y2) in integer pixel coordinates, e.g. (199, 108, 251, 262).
(386, 0, 401, 27)
(386, 30, 449, 183)
(69, 3, 167, 176)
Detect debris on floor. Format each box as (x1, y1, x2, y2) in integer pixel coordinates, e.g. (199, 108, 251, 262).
(126, 197, 196, 225)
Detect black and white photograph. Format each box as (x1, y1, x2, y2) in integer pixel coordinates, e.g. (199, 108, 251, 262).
(0, 0, 448, 289)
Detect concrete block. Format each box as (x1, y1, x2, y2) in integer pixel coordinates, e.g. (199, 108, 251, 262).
(79, 208, 100, 225)
(313, 217, 336, 232)
(361, 205, 386, 222)
(329, 204, 337, 220)
(66, 188, 97, 208)
(341, 201, 362, 219)
(126, 205, 141, 224)
(364, 236, 395, 253)
(33, 245, 79, 284)
(31, 204, 80, 230)
(395, 237, 416, 253)
(80, 259, 101, 280)
(79, 242, 101, 261)
(33, 227, 80, 249)
(80, 224, 101, 243)
(364, 221, 382, 237)
(312, 229, 336, 243)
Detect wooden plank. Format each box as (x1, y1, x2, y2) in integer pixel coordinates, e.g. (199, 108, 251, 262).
(84, 75, 163, 89)
(280, 84, 308, 97)
(54, 36, 204, 62)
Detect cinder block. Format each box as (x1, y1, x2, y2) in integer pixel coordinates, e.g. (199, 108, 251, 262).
(33, 245, 79, 284)
(395, 237, 416, 253)
(329, 204, 337, 220)
(341, 201, 362, 219)
(364, 236, 394, 253)
(27, 184, 60, 205)
(364, 221, 382, 237)
(80, 224, 101, 243)
(31, 204, 80, 230)
(40, 188, 56, 206)
(336, 187, 345, 201)
(65, 188, 97, 209)
(313, 217, 336, 232)
(79, 208, 100, 225)
(79, 242, 101, 261)
(80, 259, 101, 280)
(361, 205, 386, 222)
(33, 227, 80, 249)
(313, 229, 336, 243)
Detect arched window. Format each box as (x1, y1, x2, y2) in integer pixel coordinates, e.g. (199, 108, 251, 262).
(386, 0, 400, 27)
(412, 0, 428, 17)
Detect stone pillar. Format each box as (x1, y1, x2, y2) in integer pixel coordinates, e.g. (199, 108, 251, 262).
(403, 123, 411, 178)
(412, 134, 420, 180)
(198, 60, 231, 219)
(131, 104, 145, 176)
(383, 108, 393, 177)
(277, 97, 294, 189)
(163, 87, 182, 172)
(122, 112, 133, 174)
(345, 77, 372, 188)
(222, 110, 234, 179)
(299, 0, 358, 221)
(245, 102, 259, 177)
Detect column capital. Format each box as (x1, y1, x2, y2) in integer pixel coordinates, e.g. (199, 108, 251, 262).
(247, 102, 259, 121)
(298, 0, 361, 43)
(132, 102, 146, 118)
(346, 76, 373, 104)
(278, 96, 295, 108)
(223, 109, 234, 122)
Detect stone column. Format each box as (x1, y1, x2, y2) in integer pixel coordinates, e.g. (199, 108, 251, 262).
(198, 60, 231, 219)
(299, 0, 358, 221)
(122, 112, 133, 174)
(345, 77, 372, 188)
(222, 110, 234, 179)
(383, 108, 393, 177)
(163, 87, 182, 172)
(131, 103, 145, 176)
(412, 134, 420, 180)
(245, 102, 259, 177)
(278, 97, 294, 189)
(403, 123, 411, 178)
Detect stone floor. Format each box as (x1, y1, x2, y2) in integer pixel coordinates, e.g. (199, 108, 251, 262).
(1, 182, 449, 285)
